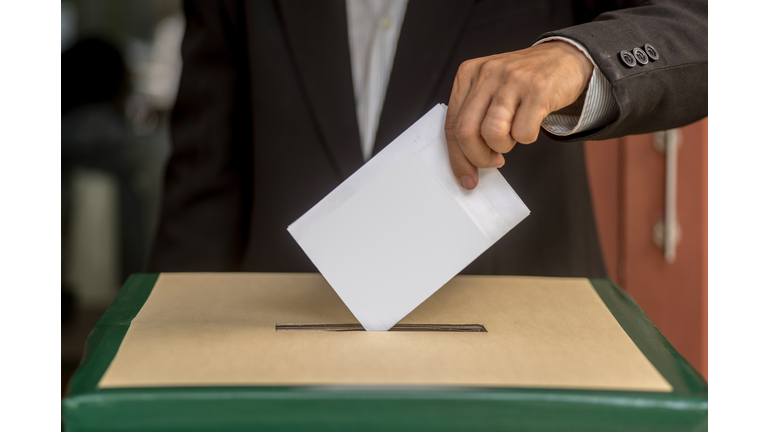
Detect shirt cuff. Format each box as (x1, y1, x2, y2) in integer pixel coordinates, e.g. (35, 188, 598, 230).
(533, 36, 620, 136)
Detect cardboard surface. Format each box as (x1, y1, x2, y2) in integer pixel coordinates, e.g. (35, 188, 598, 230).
(99, 273, 672, 392)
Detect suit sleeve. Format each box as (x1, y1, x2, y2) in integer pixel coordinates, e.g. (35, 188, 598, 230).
(149, 0, 253, 271)
(539, 0, 707, 142)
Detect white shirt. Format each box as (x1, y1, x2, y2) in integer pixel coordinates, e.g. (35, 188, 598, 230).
(346, 0, 619, 160)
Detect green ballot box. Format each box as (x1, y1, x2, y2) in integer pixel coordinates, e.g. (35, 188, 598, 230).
(62, 273, 707, 431)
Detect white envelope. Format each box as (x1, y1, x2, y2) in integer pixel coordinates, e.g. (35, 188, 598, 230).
(288, 104, 529, 331)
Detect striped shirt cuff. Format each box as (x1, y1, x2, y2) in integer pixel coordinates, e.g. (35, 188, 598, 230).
(533, 36, 620, 136)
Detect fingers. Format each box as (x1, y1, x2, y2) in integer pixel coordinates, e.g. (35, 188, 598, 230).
(445, 62, 480, 190)
(446, 61, 510, 189)
(511, 97, 549, 144)
(481, 95, 517, 154)
(455, 87, 505, 170)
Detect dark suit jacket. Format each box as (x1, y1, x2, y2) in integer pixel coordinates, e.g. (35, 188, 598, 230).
(149, 0, 707, 278)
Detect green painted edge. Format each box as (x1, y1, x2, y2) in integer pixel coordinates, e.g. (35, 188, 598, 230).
(63, 275, 707, 432)
(67, 273, 159, 396)
(589, 278, 708, 395)
(63, 387, 707, 432)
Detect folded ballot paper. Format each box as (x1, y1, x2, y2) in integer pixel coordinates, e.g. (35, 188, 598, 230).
(288, 104, 529, 331)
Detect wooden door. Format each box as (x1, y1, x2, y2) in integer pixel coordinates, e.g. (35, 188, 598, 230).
(585, 119, 708, 379)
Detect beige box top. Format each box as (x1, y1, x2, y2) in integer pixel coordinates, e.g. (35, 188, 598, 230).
(100, 273, 670, 392)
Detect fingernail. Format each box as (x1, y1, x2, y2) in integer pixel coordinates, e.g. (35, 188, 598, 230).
(460, 175, 475, 190)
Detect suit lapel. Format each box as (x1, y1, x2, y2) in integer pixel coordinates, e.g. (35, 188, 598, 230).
(277, 0, 363, 178)
(372, 0, 474, 156)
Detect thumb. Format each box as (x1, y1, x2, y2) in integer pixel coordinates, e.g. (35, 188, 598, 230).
(445, 123, 479, 190)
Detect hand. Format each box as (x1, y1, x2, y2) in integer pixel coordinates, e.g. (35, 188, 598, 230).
(444, 41, 593, 190)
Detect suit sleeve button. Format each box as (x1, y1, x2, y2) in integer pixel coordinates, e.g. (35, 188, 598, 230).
(632, 47, 649, 65)
(644, 44, 659, 61)
(620, 50, 637, 67)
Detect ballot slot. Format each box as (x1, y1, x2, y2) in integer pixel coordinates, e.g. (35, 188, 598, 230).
(275, 323, 487, 332)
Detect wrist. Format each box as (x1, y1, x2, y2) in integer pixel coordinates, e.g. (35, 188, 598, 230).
(542, 40, 593, 89)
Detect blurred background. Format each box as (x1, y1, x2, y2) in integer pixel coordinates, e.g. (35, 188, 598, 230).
(60, 0, 707, 396)
(61, 0, 183, 395)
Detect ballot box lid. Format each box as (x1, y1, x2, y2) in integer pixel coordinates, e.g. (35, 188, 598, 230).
(62, 273, 707, 432)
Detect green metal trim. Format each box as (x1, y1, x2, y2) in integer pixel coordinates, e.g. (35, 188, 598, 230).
(63, 386, 707, 432)
(62, 275, 707, 432)
(67, 273, 159, 396)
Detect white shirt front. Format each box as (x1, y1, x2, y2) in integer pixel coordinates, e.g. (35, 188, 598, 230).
(346, 0, 408, 160)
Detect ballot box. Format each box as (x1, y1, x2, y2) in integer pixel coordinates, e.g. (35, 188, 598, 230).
(62, 273, 707, 431)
